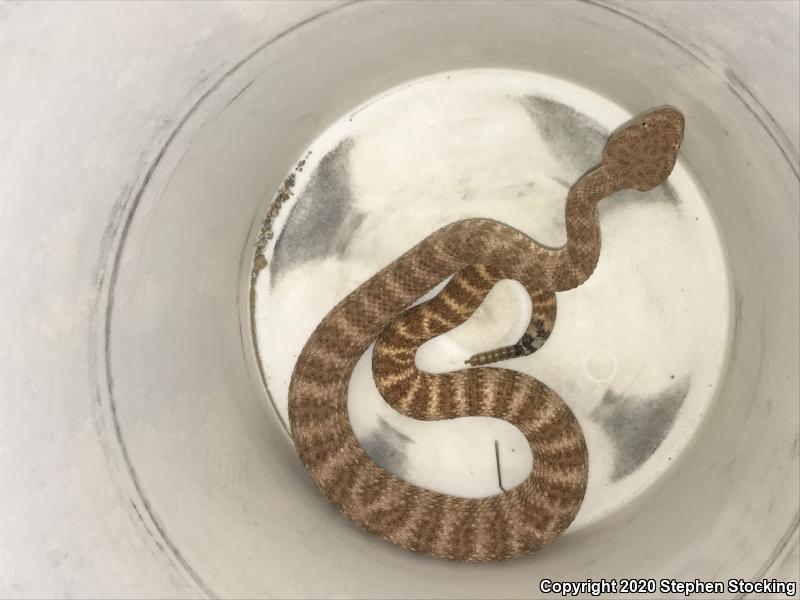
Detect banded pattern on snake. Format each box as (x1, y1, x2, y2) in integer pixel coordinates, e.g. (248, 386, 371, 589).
(288, 107, 685, 561)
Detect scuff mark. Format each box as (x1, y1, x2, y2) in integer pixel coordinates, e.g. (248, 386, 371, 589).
(520, 95, 608, 180)
(591, 377, 691, 481)
(518, 95, 679, 212)
(270, 139, 366, 284)
(360, 417, 413, 478)
(221, 78, 254, 112)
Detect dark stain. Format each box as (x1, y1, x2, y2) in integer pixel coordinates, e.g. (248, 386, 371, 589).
(270, 139, 366, 285)
(520, 95, 607, 180)
(360, 417, 413, 478)
(253, 165, 303, 276)
(591, 377, 691, 481)
(518, 95, 679, 210)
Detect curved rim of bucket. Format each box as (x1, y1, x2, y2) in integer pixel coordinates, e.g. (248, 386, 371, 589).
(89, 2, 799, 596)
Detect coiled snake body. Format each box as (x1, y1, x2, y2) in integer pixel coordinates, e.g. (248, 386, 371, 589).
(288, 108, 685, 561)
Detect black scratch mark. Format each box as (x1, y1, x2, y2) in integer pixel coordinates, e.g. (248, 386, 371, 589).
(495, 440, 506, 493)
(222, 78, 254, 111)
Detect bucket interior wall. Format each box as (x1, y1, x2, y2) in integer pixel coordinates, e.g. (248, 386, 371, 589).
(1, 2, 797, 598)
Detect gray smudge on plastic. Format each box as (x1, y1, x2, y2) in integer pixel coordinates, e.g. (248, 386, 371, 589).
(591, 377, 691, 481)
(519, 95, 679, 211)
(360, 417, 413, 478)
(271, 139, 365, 284)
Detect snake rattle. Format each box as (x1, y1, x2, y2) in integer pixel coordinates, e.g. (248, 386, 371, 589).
(288, 107, 685, 561)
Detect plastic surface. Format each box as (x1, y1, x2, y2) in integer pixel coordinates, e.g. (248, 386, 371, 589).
(1, 2, 797, 598)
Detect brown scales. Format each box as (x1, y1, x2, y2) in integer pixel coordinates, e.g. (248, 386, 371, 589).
(288, 107, 685, 561)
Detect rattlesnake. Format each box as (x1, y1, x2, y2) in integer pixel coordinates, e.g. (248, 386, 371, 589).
(288, 107, 684, 561)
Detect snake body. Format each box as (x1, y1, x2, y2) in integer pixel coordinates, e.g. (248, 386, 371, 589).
(288, 107, 685, 561)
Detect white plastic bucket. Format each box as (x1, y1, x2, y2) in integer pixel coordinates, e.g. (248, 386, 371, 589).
(1, 2, 797, 598)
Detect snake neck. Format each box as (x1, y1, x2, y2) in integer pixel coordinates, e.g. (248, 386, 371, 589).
(555, 167, 624, 291)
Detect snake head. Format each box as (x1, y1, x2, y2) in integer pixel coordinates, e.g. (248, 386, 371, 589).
(603, 107, 685, 191)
